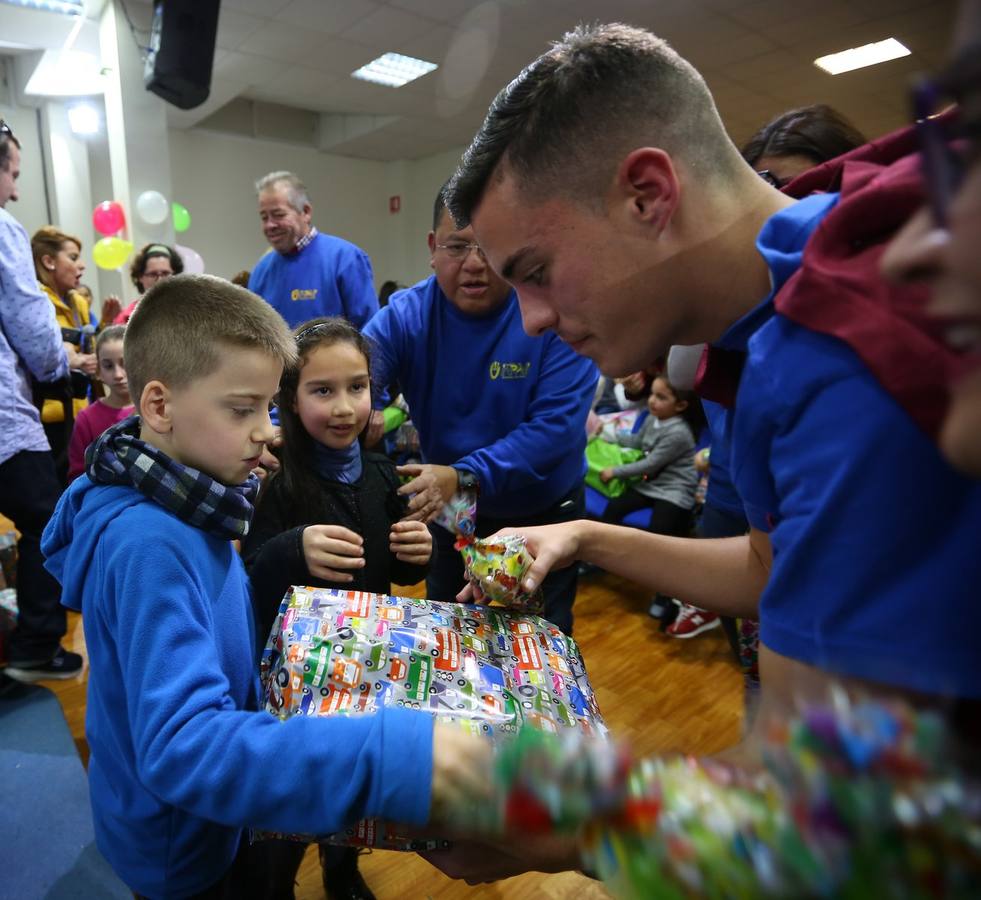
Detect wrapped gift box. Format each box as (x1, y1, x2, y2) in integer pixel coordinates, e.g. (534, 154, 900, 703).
(258, 586, 607, 848)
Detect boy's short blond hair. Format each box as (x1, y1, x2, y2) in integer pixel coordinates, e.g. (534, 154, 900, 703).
(124, 274, 297, 403)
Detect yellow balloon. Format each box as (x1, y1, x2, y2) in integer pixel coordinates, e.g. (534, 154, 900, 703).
(93, 237, 134, 270)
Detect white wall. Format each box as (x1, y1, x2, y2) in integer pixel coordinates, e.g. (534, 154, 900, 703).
(168, 128, 386, 286)
(167, 126, 466, 292)
(2, 61, 468, 305)
(0, 94, 50, 241)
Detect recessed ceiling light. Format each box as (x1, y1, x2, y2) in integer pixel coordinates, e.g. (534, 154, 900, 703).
(351, 52, 437, 88)
(68, 102, 99, 135)
(0, 0, 83, 14)
(814, 38, 911, 75)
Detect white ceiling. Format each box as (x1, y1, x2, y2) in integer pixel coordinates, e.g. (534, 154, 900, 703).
(4, 0, 961, 162)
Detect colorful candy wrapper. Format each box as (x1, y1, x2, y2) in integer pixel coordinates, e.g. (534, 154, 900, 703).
(459, 533, 544, 616)
(255, 585, 607, 849)
(435, 489, 545, 615)
(434, 489, 477, 539)
(474, 694, 981, 898)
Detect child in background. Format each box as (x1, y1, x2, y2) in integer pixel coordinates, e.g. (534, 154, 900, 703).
(41, 277, 480, 899)
(66, 325, 132, 481)
(243, 316, 433, 900)
(599, 375, 700, 538)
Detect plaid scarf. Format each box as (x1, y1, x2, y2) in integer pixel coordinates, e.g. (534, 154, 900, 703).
(85, 416, 258, 540)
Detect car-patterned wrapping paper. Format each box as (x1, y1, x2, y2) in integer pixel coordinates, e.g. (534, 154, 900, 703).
(256, 585, 607, 849)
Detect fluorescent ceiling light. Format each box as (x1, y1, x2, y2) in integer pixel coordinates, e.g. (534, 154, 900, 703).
(351, 52, 437, 88)
(68, 102, 99, 135)
(0, 0, 84, 14)
(24, 49, 105, 96)
(814, 38, 911, 75)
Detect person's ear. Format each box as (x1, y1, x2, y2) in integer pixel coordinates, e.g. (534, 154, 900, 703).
(427, 231, 437, 270)
(675, 398, 689, 414)
(41, 253, 57, 271)
(614, 147, 680, 235)
(301, 203, 312, 221)
(140, 380, 172, 434)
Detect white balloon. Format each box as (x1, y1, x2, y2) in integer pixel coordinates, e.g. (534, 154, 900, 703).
(136, 190, 169, 225)
(176, 243, 205, 275)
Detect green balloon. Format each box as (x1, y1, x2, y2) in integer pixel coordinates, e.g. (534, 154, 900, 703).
(172, 202, 191, 233)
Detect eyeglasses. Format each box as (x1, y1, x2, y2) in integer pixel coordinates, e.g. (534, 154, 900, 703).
(756, 169, 788, 189)
(435, 242, 486, 261)
(141, 270, 173, 282)
(912, 80, 964, 228)
(912, 48, 981, 227)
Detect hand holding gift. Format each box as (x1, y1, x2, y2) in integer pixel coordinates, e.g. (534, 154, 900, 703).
(301, 524, 364, 582)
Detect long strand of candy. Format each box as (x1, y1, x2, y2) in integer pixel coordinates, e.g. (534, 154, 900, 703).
(479, 698, 981, 898)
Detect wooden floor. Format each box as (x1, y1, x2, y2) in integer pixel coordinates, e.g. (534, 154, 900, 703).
(46, 569, 743, 898)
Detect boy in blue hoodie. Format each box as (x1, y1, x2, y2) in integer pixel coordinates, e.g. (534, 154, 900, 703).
(42, 274, 480, 899)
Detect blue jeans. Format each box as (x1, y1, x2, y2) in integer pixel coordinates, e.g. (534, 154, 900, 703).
(427, 483, 584, 635)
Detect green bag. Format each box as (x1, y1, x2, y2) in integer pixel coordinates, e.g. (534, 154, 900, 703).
(584, 436, 645, 498)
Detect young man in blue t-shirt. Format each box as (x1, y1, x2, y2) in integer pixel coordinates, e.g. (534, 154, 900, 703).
(363, 188, 598, 633)
(444, 23, 981, 716)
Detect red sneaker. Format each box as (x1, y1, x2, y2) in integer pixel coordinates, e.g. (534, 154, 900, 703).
(666, 603, 720, 639)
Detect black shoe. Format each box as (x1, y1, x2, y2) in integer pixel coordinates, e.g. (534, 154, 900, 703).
(648, 595, 681, 630)
(4, 647, 83, 683)
(320, 846, 375, 900)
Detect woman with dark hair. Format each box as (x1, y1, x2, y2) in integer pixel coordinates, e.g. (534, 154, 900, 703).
(114, 242, 183, 324)
(742, 104, 867, 188)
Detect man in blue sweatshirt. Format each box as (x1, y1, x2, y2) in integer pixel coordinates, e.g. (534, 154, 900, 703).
(445, 23, 981, 709)
(41, 274, 480, 898)
(248, 170, 379, 329)
(363, 187, 598, 633)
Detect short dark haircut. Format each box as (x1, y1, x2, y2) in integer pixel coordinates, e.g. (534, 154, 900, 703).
(740, 105, 867, 169)
(447, 23, 741, 225)
(0, 122, 20, 172)
(432, 182, 450, 232)
(124, 274, 296, 405)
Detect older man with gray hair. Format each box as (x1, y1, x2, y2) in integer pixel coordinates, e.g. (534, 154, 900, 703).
(248, 170, 378, 329)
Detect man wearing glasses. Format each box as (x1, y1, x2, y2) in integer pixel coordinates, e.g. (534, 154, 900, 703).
(362, 185, 597, 634)
(0, 120, 82, 684)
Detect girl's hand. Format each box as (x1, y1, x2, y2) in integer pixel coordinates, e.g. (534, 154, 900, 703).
(301, 524, 365, 582)
(390, 519, 432, 564)
(599, 467, 615, 483)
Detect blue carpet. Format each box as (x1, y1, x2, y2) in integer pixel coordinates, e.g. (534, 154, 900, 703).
(0, 681, 130, 899)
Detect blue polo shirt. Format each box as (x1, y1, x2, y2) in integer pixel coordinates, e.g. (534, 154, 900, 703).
(363, 276, 598, 519)
(717, 193, 981, 698)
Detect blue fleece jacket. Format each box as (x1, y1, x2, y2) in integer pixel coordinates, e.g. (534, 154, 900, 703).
(248, 232, 379, 329)
(717, 193, 981, 698)
(42, 476, 433, 899)
(363, 276, 598, 518)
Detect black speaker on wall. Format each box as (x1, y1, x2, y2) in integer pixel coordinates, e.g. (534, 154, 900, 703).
(144, 0, 221, 110)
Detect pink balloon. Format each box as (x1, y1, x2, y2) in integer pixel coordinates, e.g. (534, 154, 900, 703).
(176, 243, 205, 275)
(92, 201, 126, 236)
